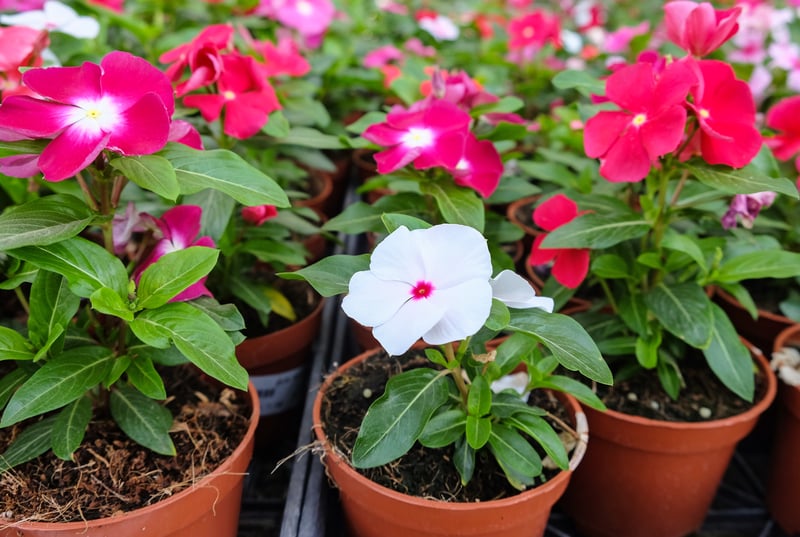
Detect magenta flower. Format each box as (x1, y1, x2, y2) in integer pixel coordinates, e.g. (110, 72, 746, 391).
(764, 95, 800, 162)
(721, 192, 776, 230)
(134, 205, 216, 302)
(527, 194, 590, 289)
(254, 0, 335, 40)
(447, 134, 503, 199)
(363, 45, 404, 69)
(583, 59, 696, 183)
(664, 1, 741, 58)
(159, 24, 233, 97)
(249, 30, 310, 78)
(182, 52, 280, 140)
(686, 59, 761, 168)
(507, 10, 561, 51)
(0, 51, 174, 182)
(362, 99, 471, 174)
(168, 120, 204, 150)
(242, 204, 278, 226)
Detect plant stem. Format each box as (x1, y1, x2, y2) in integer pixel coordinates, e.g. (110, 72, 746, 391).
(75, 171, 99, 211)
(444, 343, 470, 405)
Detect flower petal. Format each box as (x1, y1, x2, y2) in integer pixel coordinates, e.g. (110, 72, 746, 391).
(422, 279, 492, 345)
(108, 92, 170, 155)
(490, 270, 554, 311)
(342, 270, 412, 328)
(373, 296, 445, 355)
(38, 125, 109, 181)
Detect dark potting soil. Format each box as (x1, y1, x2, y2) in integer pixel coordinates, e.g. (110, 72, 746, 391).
(319, 349, 575, 503)
(241, 277, 321, 337)
(0, 364, 251, 525)
(591, 354, 769, 422)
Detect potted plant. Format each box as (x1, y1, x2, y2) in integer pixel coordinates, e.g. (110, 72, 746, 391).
(767, 322, 800, 535)
(0, 49, 289, 535)
(523, 3, 788, 536)
(281, 218, 611, 537)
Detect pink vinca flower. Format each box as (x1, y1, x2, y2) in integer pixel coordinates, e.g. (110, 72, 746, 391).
(447, 134, 503, 198)
(159, 24, 233, 96)
(362, 99, 471, 174)
(168, 120, 204, 150)
(255, 0, 335, 40)
(664, 1, 742, 57)
(250, 30, 310, 78)
(528, 194, 590, 289)
(764, 95, 800, 162)
(0, 51, 174, 182)
(342, 224, 553, 355)
(182, 52, 280, 140)
(88, 0, 123, 11)
(242, 204, 278, 226)
(134, 205, 216, 302)
(686, 59, 761, 168)
(0, 26, 48, 99)
(584, 59, 695, 183)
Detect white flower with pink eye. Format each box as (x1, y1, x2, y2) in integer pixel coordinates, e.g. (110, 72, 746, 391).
(342, 224, 554, 355)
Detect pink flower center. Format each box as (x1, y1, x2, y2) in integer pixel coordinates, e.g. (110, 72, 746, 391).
(401, 127, 434, 148)
(410, 280, 434, 300)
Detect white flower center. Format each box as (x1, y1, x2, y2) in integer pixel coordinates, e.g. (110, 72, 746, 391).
(632, 113, 647, 127)
(698, 108, 710, 119)
(69, 96, 121, 134)
(523, 26, 535, 39)
(223, 90, 236, 101)
(401, 127, 434, 148)
(297, 0, 313, 16)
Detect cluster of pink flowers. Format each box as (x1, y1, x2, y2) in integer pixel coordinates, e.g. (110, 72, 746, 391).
(362, 69, 517, 199)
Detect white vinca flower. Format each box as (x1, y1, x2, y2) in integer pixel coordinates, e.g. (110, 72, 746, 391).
(0, 1, 100, 39)
(342, 224, 554, 355)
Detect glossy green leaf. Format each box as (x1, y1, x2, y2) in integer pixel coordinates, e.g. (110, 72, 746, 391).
(351, 368, 450, 468)
(537, 375, 606, 411)
(0, 346, 114, 427)
(0, 195, 94, 251)
(90, 286, 134, 321)
(703, 304, 755, 402)
(488, 423, 542, 489)
(10, 236, 128, 298)
(466, 415, 492, 450)
(421, 181, 485, 232)
(552, 69, 606, 96)
(129, 302, 248, 391)
(662, 230, 707, 273)
(423, 347, 449, 369)
(127, 356, 167, 400)
(716, 250, 800, 283)
(467, 375, 492, 417)
(506, 413, 569, 470)
(418, 408, 466, 448)
(0, 415, 56, 473)
(380, 213, 431, 233)
(688, 163, 798, 198)
(28, 270, 80, 349)
(453, 436, 475, 486)
(278, 254, 370, 297)
(644, 282, 713, 348)
(541, 213, 649, 249)
(591, 254, 632, 279)
(0, 368, 28, 409)
(507, 308, 612, 385)
(0, 326, 34, 361)
(110, 155, 179, 201)
(491, 392, 547, 419)
(189, 297, 246, 332)
(51, 395, 92, 460)
(159, 143, 289, 208)
(110, 383, 175, 456)
(137, 247, 219, 309)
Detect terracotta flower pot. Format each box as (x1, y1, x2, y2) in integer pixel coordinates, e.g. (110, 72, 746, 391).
(767, 322, 800, 535)
(313, 348, 589, 537)
(236, 295, 324, 446)
(560, 348, 777, 537)
(0, 382, 259, 537)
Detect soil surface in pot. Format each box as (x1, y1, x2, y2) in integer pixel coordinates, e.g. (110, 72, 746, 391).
(590, 356, 769, 422)
(321, 350, 573, 503)
(0, 364, 251, 524)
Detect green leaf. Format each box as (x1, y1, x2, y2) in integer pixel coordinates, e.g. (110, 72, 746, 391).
(591, 254, 632, 279)
(0, 415, 56, 473)
(0, 368, 29, 409)
(274, 127, 345, 149)
(10, 236, 129, 298)
(688, 162, 799, 199)
(488, 422, 542, 489)
(129, 303, 248, 391)
(551, 69, 605, 96)
(507, 308, 612, 385)
(704, 304, 755, 401)
(262, 110, 291, 137)
(190, 297, 246, 332)
(453, 436, 475, 486)
(351, 368, 450, 468)
(644, 283, 713, 348)
(110, 155, 179, 201)
(491, 391, 547, 418)
(159, 143, 289, 208)
(278, 254, 370, 297)
(485, 299, 510, 332)
(467, 375, 492, 417)
(421, 181, 485, 232)
(424, 347, 449, 369)
(380, 213, 431, 233)
(0, 195, 95, 251)
(322, 201, 382, 233)
(0, 326, 34, 361)
(505, 413, 569, 470)
(465, 415, 492, 450)
(418, 408, 466, 448)
(137, 247, 219, 309)
(127, 356, 167, 400)
(716, 250, 800, 283)
(110, 383, 175, 456)
(51, 395, 92, 460)
(541, 213, 649, 249)
(1, 346, 114, 427)
(657, 357, 682, 400)
(538, 375, 606, 411)
(662, 230, 707, 273)
(90, 287, 134, 321)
